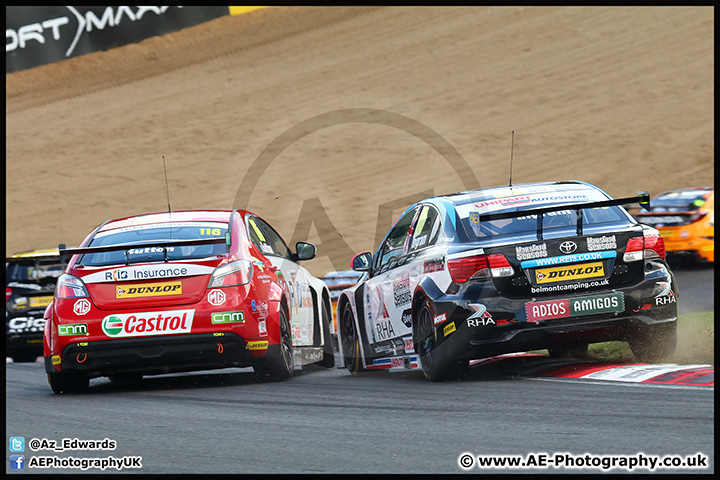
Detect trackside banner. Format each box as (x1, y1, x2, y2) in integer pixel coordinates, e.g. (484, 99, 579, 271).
(6, 6, 232, 74)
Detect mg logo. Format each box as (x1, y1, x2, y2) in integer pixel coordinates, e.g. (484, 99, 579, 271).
(559, 241, 578, 254)
(73, 299, 91, 315)
(207, 289, 226, 306)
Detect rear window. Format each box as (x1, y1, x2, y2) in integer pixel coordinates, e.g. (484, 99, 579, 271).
(454, 188, 633, 241)
(650, 190, 712, 212)
(79, 222, 228, 266)
(6, 257, 65, 287)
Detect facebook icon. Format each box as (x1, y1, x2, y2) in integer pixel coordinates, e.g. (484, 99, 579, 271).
(10, 454, 25, 470)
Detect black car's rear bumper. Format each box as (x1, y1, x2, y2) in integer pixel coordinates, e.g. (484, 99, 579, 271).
(44, 332, 265, 378)
(427, 265, 678, 360)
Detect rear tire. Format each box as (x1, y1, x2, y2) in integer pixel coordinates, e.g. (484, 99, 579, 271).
(629, 323, 677, 363)
(416, 301, 453, 381)
(11, 354, 39, 363)
(548, 343, 589, 359)
(340, 302, 361, 375)
(48, 372, 89, 394)
(254, 307, 294, 381)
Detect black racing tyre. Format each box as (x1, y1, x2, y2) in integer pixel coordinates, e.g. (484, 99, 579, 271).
(108, 373, 143, 383)
(416, 301, 453, 382)
(48, 372, 89, 394)
(340, 302, 361, 375)
(548, 343, 589, 359)
(317, 302, 336, 368)
(629, 323, 677, 363)
(254, 307, 294, 381)
(11, 354, 39, 363)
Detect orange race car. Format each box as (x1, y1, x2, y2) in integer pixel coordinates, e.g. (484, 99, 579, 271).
(633, 187, 714, 263)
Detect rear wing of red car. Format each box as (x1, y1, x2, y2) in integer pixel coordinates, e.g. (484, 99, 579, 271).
(472, 191, 651, 240)
(58, 237, 227, 262)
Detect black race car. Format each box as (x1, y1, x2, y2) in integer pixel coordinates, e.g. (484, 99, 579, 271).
(337, 181, 678, 381)
(6, 249, 66, 362)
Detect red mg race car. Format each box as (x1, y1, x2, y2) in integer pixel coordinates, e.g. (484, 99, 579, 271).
(43, 209, 335, 393)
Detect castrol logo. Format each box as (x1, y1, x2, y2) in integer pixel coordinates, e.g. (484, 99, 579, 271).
(101, 309, 195, 338)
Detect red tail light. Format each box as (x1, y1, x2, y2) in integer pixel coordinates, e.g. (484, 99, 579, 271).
(624, 232, 666, 262)
(447, 254, 513, 283)
(6, 287, 12, 303)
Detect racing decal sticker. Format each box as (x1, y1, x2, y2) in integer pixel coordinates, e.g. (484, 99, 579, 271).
(73, 299, 92, 316)
(246, 340, 269, 351)
(423, 258, 444, 273)
(258, 319, 267, 336)
(433, 313, 447, 325)
(82, 264, 215, 283)
(392, 274, 412, 308)
(467, 304, 494, 326)
(515, 243, 547, 260)
(8, 316, 46, 333)
(58, 323, 88, 336)
(443, 321, 456, 337)
(101, 309, 194, 337)
(29, 296, 53, 308)
(587, 235, 617, 252)
(525, 292, 624, 323)
(654, 281, 677, 305)
(207, 289, 226, 306)
(211, 311, 245, 324)
(375, 318, 396, 341)
(520, 250, 616, 269)
(115, 281, 182, 298)
(534, 262, 605, 284)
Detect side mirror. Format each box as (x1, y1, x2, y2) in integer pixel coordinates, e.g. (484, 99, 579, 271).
(295, 242, 316, 261)
(351, 252, 372, 271)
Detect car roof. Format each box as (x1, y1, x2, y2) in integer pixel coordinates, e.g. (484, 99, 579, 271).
(96, 209, 240, 233)
(430, 180, 606, 207)
(655, 186, 714, 197)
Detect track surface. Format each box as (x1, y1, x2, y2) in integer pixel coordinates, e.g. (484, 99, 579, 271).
(5, 6, 714, 474)
(5, 361, 714, 474)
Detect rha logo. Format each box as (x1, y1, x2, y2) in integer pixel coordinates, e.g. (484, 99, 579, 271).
(101, 310, 195, 337)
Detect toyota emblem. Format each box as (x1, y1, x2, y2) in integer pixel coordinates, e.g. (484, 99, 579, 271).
(559, 241, 577, 254)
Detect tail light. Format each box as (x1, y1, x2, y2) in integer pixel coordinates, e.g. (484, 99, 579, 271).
(55, 274, 90, 298)
(690, 212, 707, 223)
(623, 232, 666, 262)
(447, 253, 513, 283)
(6, 287, 12, 303)
(208, 260, 253, 287)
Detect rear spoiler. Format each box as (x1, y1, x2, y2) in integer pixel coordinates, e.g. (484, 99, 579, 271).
(59, 210, 242, 261)
(59, 238, 227, 262)
(473, 191, 651, 240)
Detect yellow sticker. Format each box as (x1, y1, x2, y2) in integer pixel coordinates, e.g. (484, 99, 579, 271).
(443, 321, 456, 337)
(246, 340, 269, 351)
(52, 355, 62, 365)
(30, 296, 53, 308)
(116, 282, 182, 299)
(535, 262, 605, 284)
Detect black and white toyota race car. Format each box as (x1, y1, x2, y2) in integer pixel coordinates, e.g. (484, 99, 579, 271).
(6, 249, 66, 362)
(337, 181, 678, 381)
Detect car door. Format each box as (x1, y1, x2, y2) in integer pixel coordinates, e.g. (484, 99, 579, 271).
(363, 207, 419, 352)
(245, 215, 315, 346)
